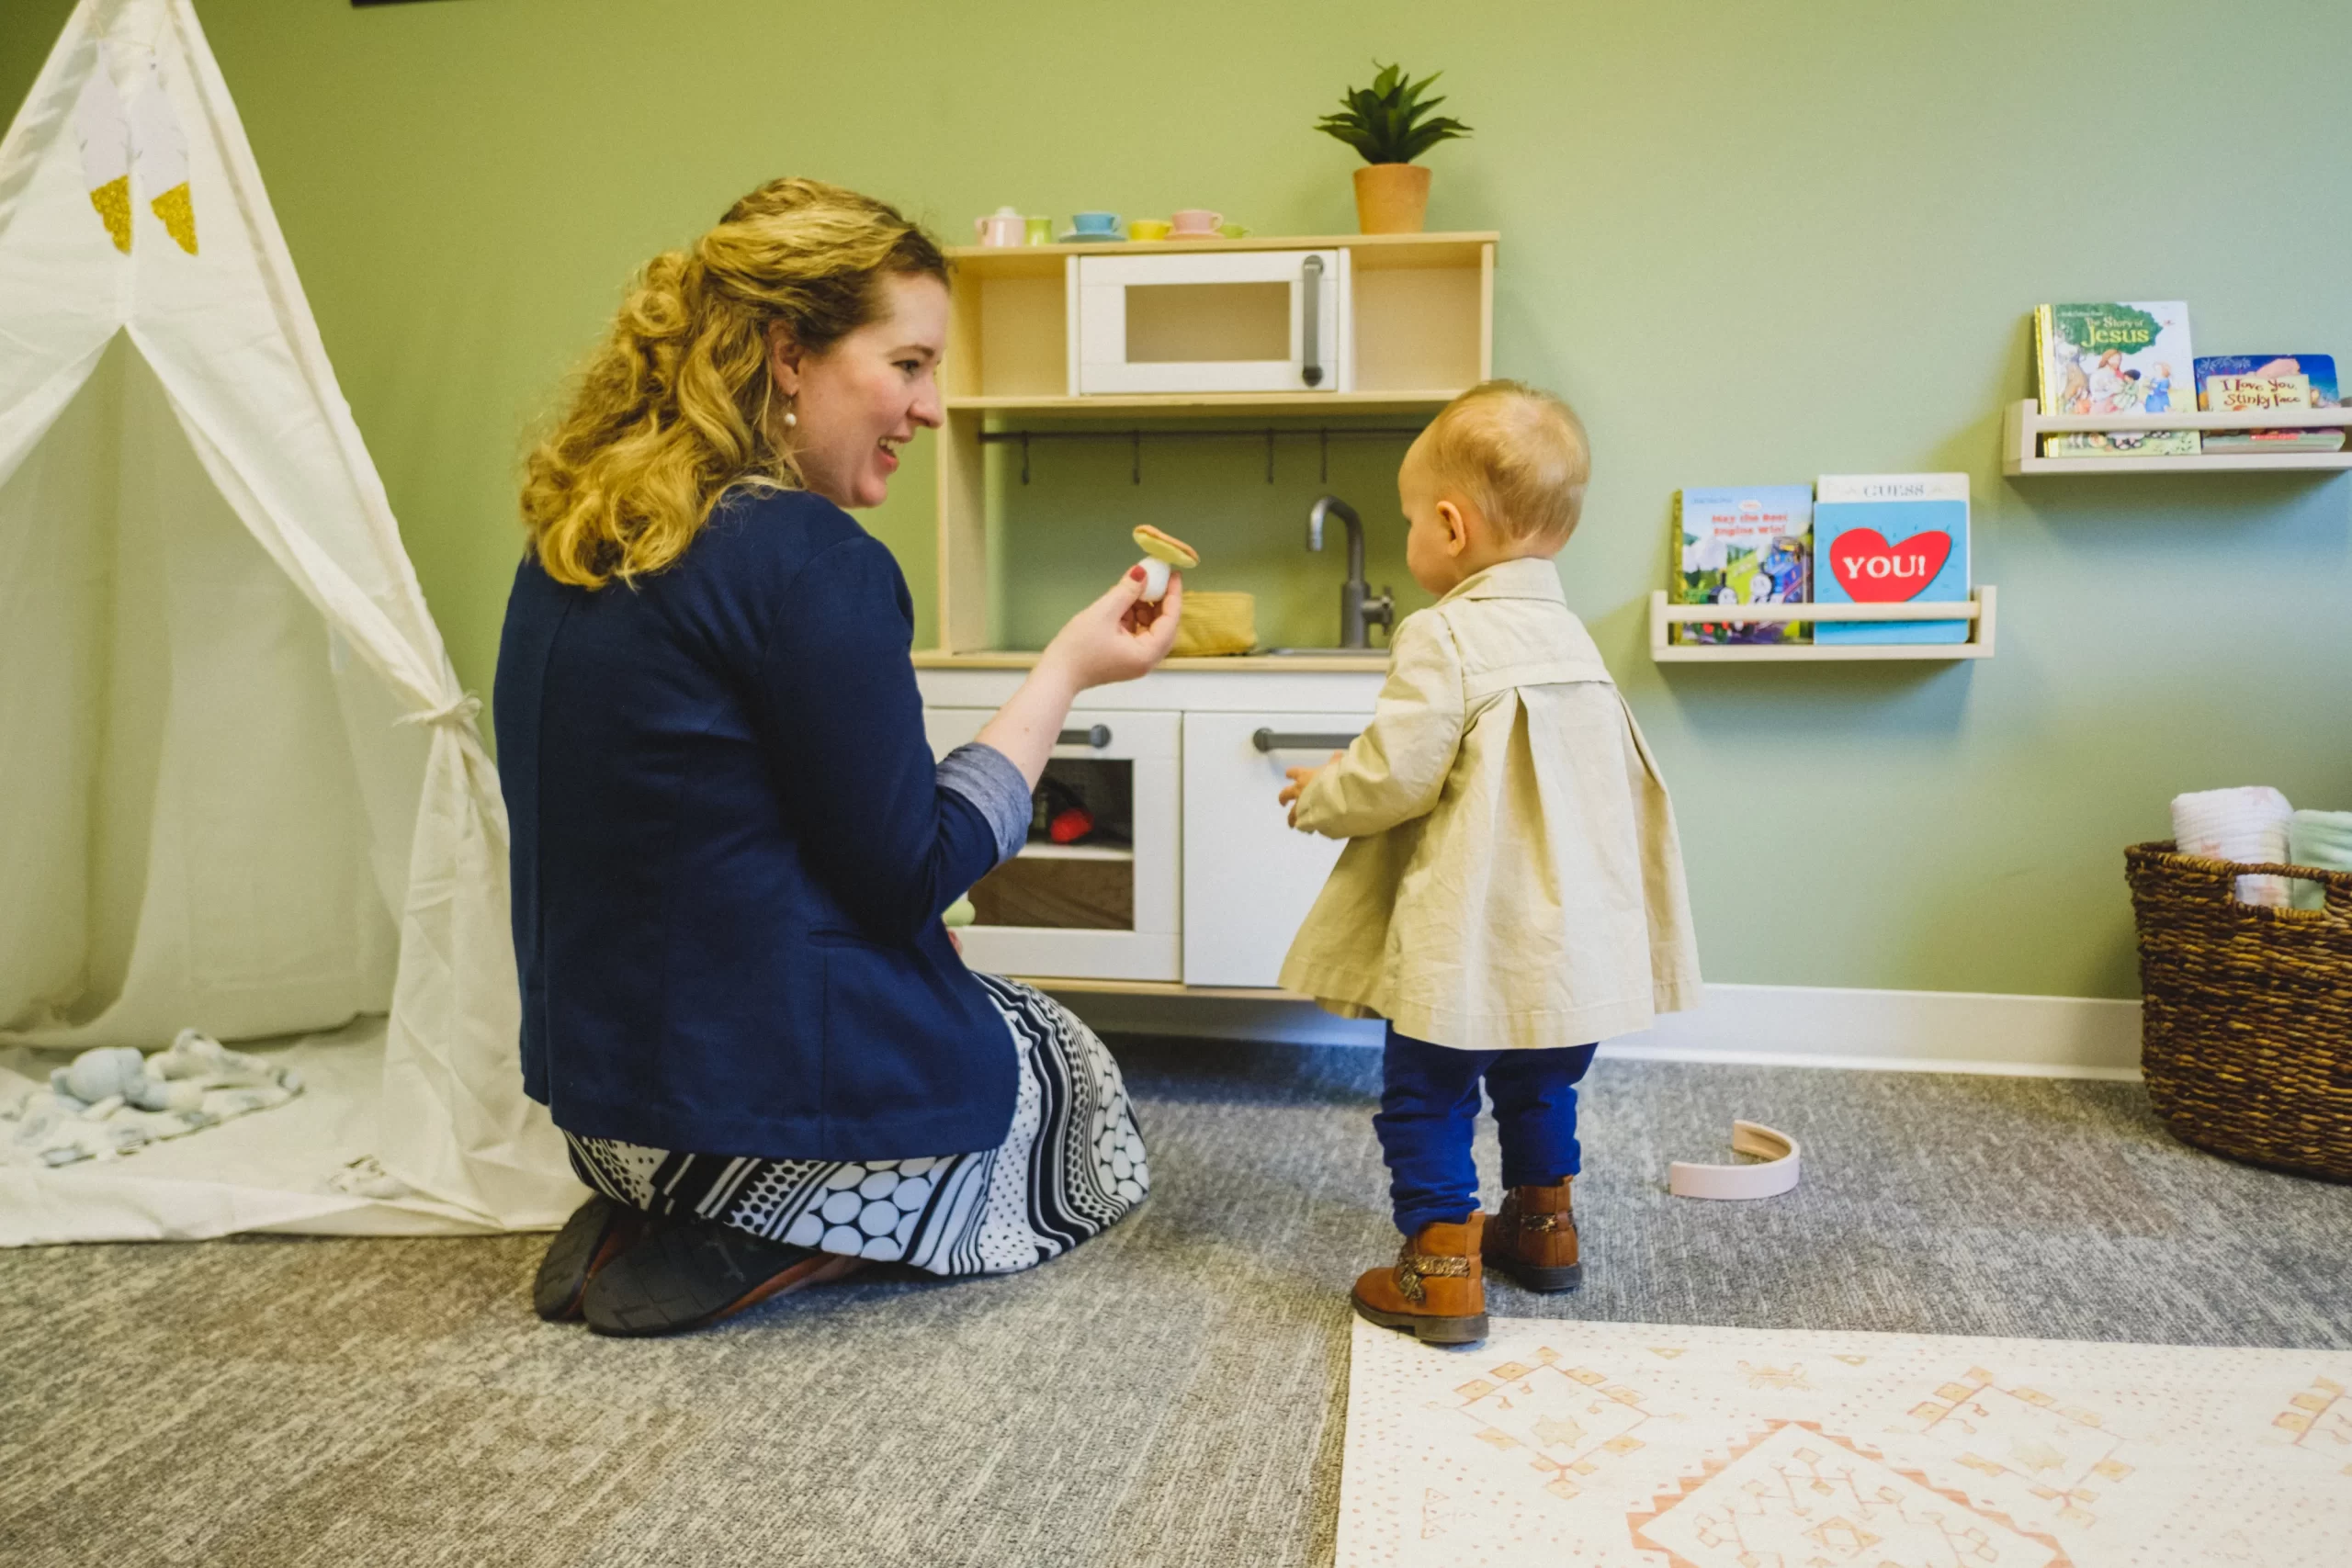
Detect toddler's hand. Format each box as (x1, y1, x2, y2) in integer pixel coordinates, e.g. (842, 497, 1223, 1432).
(1276, 751, 1345, 828)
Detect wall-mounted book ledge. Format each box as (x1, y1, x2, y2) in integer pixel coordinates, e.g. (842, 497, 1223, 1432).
(2003, 401, 2352, 476)
(1648, 589, 1996, 663)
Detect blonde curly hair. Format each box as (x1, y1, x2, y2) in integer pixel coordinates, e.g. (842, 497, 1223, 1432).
(520, 177, 947, 589)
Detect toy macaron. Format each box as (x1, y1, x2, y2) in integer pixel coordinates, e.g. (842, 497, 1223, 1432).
(1131, 525, 1197, 602)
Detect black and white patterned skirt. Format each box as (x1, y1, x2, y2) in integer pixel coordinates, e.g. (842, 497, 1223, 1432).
(562, 975, 1148, 1277)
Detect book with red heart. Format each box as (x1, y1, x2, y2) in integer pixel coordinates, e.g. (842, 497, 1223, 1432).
(1812, 473, 1970, 645)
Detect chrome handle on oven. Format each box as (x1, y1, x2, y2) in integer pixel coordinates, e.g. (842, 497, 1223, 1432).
(1252, 728, 1358, 752)
(1057, 724, 1111, 749)
(1299, 254, 1325, 388)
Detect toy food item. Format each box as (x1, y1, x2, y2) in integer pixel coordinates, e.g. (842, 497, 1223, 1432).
(1668, 1121, 1801, 1200)
(1035, 777, 1095, 844)
(1130, 525, 1198, 602)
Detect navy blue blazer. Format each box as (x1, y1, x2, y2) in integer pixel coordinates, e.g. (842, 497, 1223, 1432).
(493, 488, 1016, 1160)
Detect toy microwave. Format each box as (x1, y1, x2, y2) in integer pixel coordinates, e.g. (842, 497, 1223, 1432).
(1068, 248, 1353, 396)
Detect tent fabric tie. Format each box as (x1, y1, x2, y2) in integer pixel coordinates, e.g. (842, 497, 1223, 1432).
(396, 693, 482, 729)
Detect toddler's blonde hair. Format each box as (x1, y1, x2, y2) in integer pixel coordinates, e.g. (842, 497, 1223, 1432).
(1419, 379, 1589, 546)
(520, 177, 946, 589)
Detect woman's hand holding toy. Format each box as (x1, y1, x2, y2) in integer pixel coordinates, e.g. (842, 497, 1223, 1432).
(981, 567, 1184, 792)
(1040, 567, 1184, 692)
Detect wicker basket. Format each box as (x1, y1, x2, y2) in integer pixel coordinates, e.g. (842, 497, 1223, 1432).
(1170, 591, 1256, 657)
(2124, 840, 2352, 1181)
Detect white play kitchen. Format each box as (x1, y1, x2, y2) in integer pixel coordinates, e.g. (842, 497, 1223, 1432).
(916, 231, 1496, 993)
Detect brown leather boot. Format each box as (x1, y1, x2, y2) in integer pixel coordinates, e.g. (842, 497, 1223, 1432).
(1484, 1179, 1582, 1292)
(1351, 1213, 1488, 1345)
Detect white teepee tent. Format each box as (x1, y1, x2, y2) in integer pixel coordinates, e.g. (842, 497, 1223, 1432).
(0, 0, 582, 1241)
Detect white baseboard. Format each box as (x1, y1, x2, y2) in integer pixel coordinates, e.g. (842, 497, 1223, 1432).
(1605, 984, 2143, 1080)
(1048, 982, 2143, 1080)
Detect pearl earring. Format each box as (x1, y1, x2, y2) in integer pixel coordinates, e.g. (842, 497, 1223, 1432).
(783, 409, 797, 429)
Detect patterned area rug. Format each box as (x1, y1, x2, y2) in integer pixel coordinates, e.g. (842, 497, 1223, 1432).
(1340, 1316, 2352, 1566)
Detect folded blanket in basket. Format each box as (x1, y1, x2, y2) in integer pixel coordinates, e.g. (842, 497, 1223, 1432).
(2171, 786, 2293, 907)
(2288, 809, 2352, 912)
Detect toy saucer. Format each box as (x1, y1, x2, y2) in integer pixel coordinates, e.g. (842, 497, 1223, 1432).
(1058, 230, 1125, 243)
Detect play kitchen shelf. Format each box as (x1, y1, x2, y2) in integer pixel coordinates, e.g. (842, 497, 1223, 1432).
(932, 231, 1496, 654)
(2002, 401, 2352, 476)
(946, 392, 1462, 415)
(1648, 589, 1997, 663)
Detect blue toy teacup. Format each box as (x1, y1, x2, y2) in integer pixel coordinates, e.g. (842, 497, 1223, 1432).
(1069, 211, 1121, 236)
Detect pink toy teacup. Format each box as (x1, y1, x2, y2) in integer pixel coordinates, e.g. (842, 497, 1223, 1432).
(1170, 209, 1223, 237)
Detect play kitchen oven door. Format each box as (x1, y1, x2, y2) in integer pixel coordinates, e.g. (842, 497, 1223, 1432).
(922, 707, 1180, 982)
(1069, 249, 1351, 395)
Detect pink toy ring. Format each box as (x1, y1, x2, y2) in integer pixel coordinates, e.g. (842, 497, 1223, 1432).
(1668, 1120, 1800, 1200)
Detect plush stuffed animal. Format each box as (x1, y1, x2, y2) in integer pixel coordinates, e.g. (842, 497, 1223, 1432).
(48, 1045, 206, 1111)
(47, 1031, 292, 1113)
(1131, 525, 1198, 603)
(9, 1031, 303, 1168)
(51, 1046, 144, 1108)
(154, 1028, 292, 1091)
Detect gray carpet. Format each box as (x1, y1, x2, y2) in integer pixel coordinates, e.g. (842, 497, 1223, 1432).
(3, 1041, 2347, 1567)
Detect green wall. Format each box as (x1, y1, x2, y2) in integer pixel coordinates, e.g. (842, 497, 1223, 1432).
(7, 0, 2348, 1001)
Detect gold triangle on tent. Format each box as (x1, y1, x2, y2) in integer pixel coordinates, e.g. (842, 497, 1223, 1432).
(151, 181, 197, 254)
(89, 175, 132, 253)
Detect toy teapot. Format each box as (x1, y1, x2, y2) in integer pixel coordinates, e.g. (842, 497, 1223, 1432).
(974, 206, 1025, 246)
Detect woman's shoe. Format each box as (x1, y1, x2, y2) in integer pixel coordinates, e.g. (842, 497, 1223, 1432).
(580, 1216, 865, 1337)
(1350, 1213, 1488, 1346)
(1483, 1178, 1582, 1292)
(532, 1195, 643, 1322)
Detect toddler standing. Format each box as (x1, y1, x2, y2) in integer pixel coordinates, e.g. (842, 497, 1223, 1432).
(1277, 381, 1701, 1345)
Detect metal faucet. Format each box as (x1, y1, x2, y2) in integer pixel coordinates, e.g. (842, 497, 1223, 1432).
(1306, 495, 1395, 649)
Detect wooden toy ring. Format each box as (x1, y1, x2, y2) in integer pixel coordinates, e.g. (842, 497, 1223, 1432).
(1668, 1120, 1801, 1200)
(1131, 525, 1198, 603)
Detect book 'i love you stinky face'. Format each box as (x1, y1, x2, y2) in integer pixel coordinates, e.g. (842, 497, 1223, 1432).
(1813, 473, 1971, 645)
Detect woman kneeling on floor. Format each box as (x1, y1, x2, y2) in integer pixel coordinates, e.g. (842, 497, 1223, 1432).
(495, 178, 1180, 1336)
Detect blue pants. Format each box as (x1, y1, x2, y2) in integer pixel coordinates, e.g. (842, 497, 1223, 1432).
(1373, 1025, 1598, 1236)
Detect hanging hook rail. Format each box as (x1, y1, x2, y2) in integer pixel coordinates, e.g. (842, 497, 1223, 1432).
(976, 425, 1430, 484)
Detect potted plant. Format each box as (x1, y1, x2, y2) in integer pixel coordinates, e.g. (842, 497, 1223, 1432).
(1315, 62, 1472, 235)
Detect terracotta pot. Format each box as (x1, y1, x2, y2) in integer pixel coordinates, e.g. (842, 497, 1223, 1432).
(1352, 163, 1430, 234)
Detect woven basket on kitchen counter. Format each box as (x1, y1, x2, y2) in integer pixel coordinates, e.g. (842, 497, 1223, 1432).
(2124, 840, 2352, 1182)
(1170, 591, 1257, 658)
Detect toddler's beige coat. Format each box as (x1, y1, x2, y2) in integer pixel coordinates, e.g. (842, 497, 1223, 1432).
(1278, 558, 1702, 1051)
